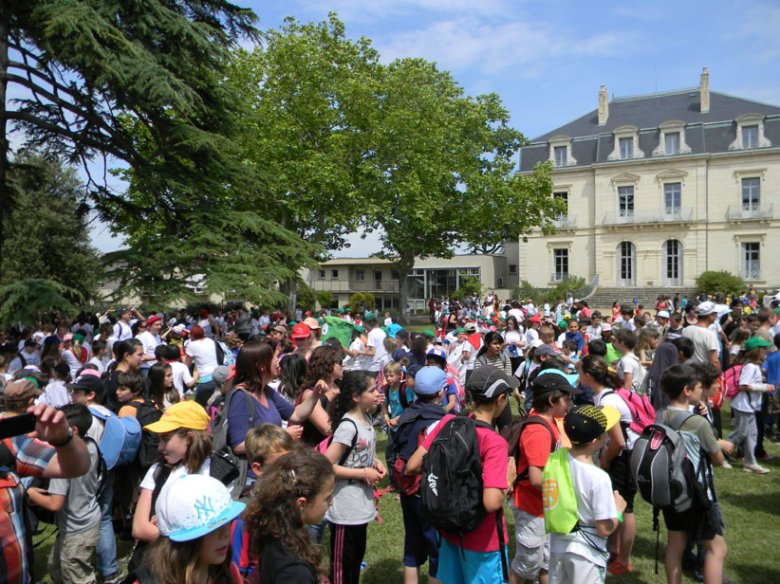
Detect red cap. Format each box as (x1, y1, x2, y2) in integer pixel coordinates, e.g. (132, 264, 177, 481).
(146, 315, 162, 327)
(528, 313, 542, 323)
(291, 322, 312, 339)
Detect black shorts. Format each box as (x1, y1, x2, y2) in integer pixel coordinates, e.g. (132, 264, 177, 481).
(607, 451, 637, 513)
(663, 500, 724, 541)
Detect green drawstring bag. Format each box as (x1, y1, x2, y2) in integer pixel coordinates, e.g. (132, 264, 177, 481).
(542, 448, 579, 534)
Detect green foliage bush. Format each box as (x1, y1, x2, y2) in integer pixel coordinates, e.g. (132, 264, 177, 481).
(349, 292, 375, 313)
(696, 271, 745, 296)
(511, 276, 587, 306)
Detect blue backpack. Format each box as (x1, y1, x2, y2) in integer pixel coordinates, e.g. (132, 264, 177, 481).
(89, 406, 142, 469)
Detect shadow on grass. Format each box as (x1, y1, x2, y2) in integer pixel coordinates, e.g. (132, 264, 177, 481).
(361, 557, 406, 584)
(729, 562, 780, 584)
(718, 492, 780, 515)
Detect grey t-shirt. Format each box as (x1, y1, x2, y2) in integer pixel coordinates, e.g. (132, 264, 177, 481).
(325, 412, 377, 525)
(48, 440, 101, 533)
(660, 407, 720, 497)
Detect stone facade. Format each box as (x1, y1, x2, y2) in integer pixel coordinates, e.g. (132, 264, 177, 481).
(516, 69, 780, 290)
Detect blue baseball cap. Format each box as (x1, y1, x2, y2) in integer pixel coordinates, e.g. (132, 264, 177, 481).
(426, 347, 447, 362)
(414, 366, 447, 395)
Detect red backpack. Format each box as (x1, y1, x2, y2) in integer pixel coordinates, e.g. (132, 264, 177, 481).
(603, 388, 656, 436)
(721, 364, 745, 400)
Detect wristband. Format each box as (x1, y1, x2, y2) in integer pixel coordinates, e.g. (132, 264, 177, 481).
(617, 511, 624, 524)
(49, 427, 74, 448)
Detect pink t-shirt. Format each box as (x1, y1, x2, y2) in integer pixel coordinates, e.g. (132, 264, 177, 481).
(421, 414, 509, 552)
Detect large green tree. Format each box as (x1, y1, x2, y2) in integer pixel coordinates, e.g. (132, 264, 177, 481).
(362, 58, 560, 316)
(0, 1, 311, 304)
(228, 15, 379, 309)
(0, 150, 101, 295)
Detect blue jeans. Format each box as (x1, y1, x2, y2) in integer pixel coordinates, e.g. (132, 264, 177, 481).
(195, 380, 216, 406)
(96, 473, 117, 577)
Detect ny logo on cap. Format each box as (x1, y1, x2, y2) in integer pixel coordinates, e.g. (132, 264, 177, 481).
(194, 496, 216, 520)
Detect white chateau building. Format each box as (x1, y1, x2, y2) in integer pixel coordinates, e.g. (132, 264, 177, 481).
(512, 69, 780, 293)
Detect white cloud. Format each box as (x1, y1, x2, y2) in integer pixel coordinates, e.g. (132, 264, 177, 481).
(377, 17, 639, 76)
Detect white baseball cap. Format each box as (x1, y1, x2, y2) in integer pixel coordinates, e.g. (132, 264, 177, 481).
(696, 301, 717, 316)
(657, 310, 670, 319)
(155, 474, 245, 542)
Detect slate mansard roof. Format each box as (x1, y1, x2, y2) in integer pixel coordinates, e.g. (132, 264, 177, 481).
(519, 89, 780, 172)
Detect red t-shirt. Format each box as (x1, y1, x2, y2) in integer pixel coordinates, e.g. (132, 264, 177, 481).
(512, 413, 560, 517)
(421, 414, 508, 553)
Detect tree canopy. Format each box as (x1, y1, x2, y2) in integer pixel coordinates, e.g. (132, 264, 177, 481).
(0, 1, 311, 304)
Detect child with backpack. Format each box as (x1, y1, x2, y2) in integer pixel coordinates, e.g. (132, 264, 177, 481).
(545, 405, 626, 584)
(128, 474, 245, 584)
(244, 450, 335, 584)
(388, 366, 448, 584)
(509, 371, 578, 584)
(67, 369, 134, 583)
(726, 336, 774, 474)
(324, 371, 387, 584)
(382, 361, 415, 433)
(613, 329, 645, 393)
(117, 370, 162, 471)
(425, 347, 460, 413)
(654, 365, 730, 584)
(577, 355, 642, 576)
(407, 366, 516, 584)
(27, 404, 102, 584)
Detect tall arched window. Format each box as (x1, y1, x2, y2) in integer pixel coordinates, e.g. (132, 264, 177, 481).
(663, 240, 683, 286)
(617, 242, 635, 287)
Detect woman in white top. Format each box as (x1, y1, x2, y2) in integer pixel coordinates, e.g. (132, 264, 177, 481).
(185, 324, 219, 406)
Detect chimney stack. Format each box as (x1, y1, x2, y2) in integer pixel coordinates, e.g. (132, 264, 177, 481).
(598, 85, 609, 125)
(700, 67, 710, 114)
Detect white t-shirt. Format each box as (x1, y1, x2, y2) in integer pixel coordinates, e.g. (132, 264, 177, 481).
(446, 340, 470, 385)
(169, 360, 195, 392)
(137, 331, 161, 370)
(586, 325, 602, 340)
(140, 459, 211, 492)
(114, 320, 133, 342)
(682, 325, 719, 364)
(87, 356, 106, 374)
(367, 327, 387, 373)
(732, 362, 764, 413)
(185, 338, 219, 379)
(616, 353, 645, 393)
(550, 454, 617, 567)
(345, 337, 372, 371)
(594, 390, 639, 450)
(37, 380, 70, 408)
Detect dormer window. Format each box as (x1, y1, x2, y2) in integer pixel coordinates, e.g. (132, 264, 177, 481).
(730, 114, 772, 150)
(549, 135, 576, 168)
(619, 137, 633, 159)
(607, 126, 643, 162)
(664, 132, 680, 155)
(554, 146, 567, 167)
(743, 125, 758, 148)
(653, 121, 691, 157)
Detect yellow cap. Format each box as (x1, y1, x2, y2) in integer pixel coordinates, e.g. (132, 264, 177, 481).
(144, 401, 210, 433)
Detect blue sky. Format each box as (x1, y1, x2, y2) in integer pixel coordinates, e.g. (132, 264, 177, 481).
(92, 0, 780, 254)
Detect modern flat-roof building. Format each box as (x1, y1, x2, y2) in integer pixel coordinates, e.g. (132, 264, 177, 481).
(514, 69, 780, 293)
(303, 254, 509, 312)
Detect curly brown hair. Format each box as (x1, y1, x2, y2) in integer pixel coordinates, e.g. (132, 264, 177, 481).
(301, 344, 343, 391)
(244, 450, 334, 573)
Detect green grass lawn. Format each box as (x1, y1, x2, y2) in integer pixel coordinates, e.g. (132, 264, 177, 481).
(33, 404, 780, 583)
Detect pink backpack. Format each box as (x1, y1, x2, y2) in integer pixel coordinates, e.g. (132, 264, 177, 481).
(445, 364, 466, 411)
(604, 388, 656, 436)
(722, 364, 745, 400)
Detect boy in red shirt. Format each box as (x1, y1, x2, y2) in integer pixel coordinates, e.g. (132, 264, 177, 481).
(510, 371, 579, 584)
(408, 366, 518, 584)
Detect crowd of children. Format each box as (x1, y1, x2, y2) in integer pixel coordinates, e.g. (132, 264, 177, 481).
(1, 292, 778, 584)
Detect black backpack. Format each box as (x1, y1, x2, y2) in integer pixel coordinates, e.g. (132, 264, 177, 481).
(500, 414, 557, 490)
(126, 400, 163, 468)
(421, 415, 490, 533)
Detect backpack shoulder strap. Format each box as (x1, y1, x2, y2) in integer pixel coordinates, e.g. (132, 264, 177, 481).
(669, 410, 696, 431)
(513, 416, 557, 489)
(0, 438, 16, 470)
(149, 464, 173, 520)
(333, 417, 360, 466)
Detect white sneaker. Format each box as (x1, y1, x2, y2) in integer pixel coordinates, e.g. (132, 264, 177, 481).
(721, 460, 733, 469)
(744, 464, 771, 474)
